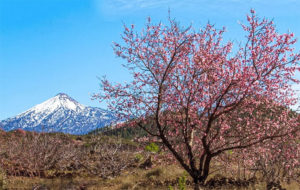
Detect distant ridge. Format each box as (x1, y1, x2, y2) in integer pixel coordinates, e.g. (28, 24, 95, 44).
(0, 93, 116, 135)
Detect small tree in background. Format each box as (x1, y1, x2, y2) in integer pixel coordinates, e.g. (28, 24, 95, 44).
(95, 10, 300, 189)
(247, 129, 300, 189)
(216, 113, 300, 189)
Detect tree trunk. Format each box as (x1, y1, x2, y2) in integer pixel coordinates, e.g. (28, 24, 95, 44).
(193, 177, 206, 190)
(194, 179, 200, 190)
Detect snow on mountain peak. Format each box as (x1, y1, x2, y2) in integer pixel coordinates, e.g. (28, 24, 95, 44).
(1, 93, 116, 134)
(28, 93, 85, 114)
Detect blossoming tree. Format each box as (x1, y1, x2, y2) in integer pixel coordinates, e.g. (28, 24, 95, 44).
(249, 130, 300, 189)
(95, 10, 300, 189)
(217, 111, 299, 189)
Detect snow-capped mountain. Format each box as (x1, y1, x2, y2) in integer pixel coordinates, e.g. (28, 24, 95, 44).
(0, 93, 116, 135)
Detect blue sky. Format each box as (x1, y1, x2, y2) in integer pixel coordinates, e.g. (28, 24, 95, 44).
(0, 0, 300, 119)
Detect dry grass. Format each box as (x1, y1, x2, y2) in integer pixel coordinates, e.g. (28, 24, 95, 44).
(2, 164, 300, 190)
(2, 165, 185, 190)
(1, 131, 299, 190)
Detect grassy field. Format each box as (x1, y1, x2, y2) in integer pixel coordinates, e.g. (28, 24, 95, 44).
(0, 130, 299, 190)
(2, 166, 299, 190)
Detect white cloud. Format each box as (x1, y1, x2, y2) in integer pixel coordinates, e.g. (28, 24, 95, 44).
(101, 0, 177, 10)
(95, 0, 300, 18)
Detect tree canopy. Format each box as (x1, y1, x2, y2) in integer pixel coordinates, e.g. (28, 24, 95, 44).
(95, 10, 300, 189)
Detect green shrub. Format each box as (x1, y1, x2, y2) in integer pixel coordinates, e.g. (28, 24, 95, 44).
(145, 142, 159, 153)
(168, 174, 187, 190)
(134, 153, 143, 162)
(178, 175, 187, 190)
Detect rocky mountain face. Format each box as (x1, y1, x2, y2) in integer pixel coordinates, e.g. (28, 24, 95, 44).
(0, 93, 116, 135)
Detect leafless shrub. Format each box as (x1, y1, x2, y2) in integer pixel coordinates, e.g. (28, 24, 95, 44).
(0, 131, 79, 177)
(0, 131, 139, 179)
(78, 135, 137, 178)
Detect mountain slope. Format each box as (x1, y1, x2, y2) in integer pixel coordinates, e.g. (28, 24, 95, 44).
(0, 93, 116, 134)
